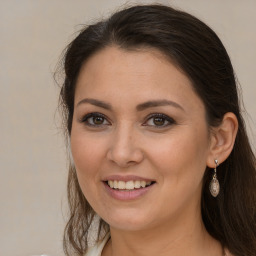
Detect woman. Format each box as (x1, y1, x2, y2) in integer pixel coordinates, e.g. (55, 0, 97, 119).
(58, 4, 256, 256)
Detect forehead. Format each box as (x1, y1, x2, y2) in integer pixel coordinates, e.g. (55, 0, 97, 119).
(74, 46, 204, 113)
(76, 46, 188, 90)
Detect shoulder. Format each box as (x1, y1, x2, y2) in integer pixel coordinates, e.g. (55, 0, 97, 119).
(85, 233, 110, 256)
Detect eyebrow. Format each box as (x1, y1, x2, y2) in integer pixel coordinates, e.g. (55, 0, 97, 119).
(136, 99, 184, 112)
(76, 98, 184, 112)
(76, 98, 112, 110)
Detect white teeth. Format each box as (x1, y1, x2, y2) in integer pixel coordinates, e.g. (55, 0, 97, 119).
(141, 181, 146, 188)
(107, 180, 153, 190)
(109, 180, 114, 188)
(134, 180, 141, 188)
(114, 180, 118, 189)
(118, 181, 126, 189)
(125, 181, 134, 190)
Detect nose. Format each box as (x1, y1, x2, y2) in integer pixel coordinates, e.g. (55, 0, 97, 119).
(106, 125, 144, 168)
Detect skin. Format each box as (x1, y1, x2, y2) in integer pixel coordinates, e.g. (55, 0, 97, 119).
(70, 46, 238, 256)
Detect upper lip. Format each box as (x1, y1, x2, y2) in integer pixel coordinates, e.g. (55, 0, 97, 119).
(102, 175, 155, 182)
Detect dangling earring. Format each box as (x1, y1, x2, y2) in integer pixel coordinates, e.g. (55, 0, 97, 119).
(209, 159, 220, 197)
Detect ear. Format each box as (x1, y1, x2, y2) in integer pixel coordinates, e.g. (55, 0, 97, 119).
(207, 112, 238, 168)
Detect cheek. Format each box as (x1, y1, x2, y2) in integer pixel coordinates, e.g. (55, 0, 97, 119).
(146, 127, 209, 183)
(70, 135, 108, 213)
(70, 130, 106, 190)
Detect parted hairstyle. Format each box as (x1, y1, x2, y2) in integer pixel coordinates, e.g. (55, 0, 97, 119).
(58, 4, 256, 256)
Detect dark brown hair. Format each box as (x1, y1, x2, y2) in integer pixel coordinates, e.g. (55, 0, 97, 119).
(58, 4, 256, 256)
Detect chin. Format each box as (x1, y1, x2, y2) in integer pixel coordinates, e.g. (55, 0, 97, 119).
(99, 209, 156, 232)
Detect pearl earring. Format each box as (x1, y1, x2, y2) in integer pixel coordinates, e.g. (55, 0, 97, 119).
(209, 159, 220, 197)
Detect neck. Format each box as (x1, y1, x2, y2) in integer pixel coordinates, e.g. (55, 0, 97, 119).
(102, 209, 222, 256)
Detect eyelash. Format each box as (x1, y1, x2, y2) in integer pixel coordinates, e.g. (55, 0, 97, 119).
(80, 112, 175, 128)
(80, 112, 110, 127)
(143, 113, 176, 128)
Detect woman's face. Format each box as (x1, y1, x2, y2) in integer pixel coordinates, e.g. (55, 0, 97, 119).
(71, 46, 212, 231)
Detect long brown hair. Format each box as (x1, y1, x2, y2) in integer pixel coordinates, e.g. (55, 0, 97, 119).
(58, 4, 256, 256)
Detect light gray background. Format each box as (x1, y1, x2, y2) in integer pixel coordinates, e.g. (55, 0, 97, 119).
(1, 0, 255, 255)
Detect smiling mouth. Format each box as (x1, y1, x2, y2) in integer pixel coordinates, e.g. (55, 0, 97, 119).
(105, 180, 156, 190)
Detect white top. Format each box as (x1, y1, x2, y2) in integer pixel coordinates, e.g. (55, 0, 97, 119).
(85, 233, 111, 256)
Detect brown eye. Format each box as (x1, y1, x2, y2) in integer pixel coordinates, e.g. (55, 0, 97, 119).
(143, 113, 175, 128)
(153, 117, 165, 126)
(81, 113, 110, 127)
(93, 116, 104, 125)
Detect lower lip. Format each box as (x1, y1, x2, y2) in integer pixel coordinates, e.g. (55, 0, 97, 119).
(103, 182, 155, 201)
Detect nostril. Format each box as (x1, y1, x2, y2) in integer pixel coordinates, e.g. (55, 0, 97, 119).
(106, 143, 144, 167)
